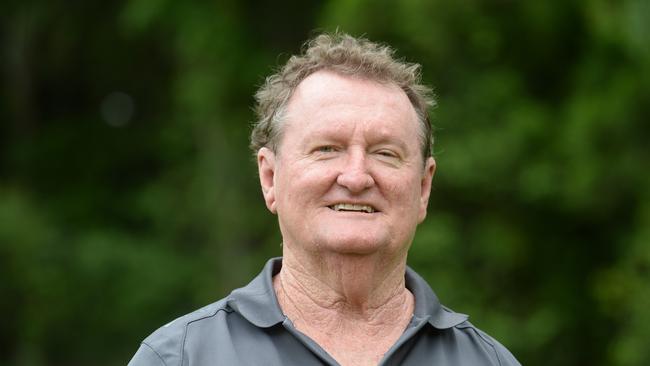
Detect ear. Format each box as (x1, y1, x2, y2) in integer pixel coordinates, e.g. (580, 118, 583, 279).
(418, 157, 436, 223)
(257, 147, 278, 214)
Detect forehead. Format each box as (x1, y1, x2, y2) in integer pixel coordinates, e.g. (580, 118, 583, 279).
(282, 71, 419, 138)
(290, 71, 413, 113)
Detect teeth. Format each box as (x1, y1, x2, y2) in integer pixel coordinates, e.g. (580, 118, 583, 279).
(331, 203, 376, 213)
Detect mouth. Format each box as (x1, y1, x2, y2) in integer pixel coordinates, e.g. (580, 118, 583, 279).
(328, 203, 377, 213)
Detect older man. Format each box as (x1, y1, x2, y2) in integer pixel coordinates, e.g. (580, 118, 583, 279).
(129, 33, 520, 366)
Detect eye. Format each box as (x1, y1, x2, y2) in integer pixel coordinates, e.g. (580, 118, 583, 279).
(375, 149, 398, 158)
(316, 145, 337, 153)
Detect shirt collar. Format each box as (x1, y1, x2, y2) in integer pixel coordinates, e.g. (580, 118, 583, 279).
(228, 257, 468, 329)
(405, 266, 468, 329)
(226, 257, 286, 328)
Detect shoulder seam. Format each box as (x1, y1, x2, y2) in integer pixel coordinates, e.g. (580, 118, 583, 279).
(455, 324, 503, 366)
(178, 306, 233, 366)
(141, 341, 170, 366)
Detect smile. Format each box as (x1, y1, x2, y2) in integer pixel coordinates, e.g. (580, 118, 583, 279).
(328, 203, 377, 213)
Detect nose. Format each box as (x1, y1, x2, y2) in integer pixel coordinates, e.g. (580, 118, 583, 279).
(336, 150, 375, 192)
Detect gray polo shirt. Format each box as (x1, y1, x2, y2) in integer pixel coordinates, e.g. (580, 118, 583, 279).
(128, 258, 520, 366)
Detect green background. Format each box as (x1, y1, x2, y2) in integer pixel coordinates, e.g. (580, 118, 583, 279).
(2, 0, 649, 365)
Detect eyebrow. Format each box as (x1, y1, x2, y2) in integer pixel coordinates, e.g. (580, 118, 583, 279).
(367, 130, 411, 153)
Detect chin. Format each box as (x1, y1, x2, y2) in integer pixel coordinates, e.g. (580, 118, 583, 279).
(316, 234, 391, 256)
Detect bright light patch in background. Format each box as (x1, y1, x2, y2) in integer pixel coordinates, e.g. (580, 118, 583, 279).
(100, 92, 135, 127)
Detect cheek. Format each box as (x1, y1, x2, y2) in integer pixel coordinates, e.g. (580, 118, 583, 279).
(383, 176, 423, 216)
(384, 174, 421, 198)
(276, 163, 338, 205)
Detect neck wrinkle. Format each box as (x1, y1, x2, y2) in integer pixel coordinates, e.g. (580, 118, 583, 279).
(275, 245, 413, 326)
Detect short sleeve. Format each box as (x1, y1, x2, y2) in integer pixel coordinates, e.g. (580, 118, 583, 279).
(494, 340, 521, 366)
(128, 343, 168, 366)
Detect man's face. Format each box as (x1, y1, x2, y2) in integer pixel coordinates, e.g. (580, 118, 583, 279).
(258, 71, 435, 257)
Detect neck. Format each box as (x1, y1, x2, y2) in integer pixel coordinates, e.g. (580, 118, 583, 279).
(273, 246, 414, 366)
(278, 247, 410, 311)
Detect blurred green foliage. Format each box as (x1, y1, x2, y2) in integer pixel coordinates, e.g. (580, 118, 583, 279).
(1, 1, 649, 365)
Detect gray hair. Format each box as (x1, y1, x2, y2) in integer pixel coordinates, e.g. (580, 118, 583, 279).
(250, 32, 435, 160)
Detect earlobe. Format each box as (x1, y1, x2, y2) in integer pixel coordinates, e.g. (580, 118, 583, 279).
(257, 147, 277, 214)
(418, 157, 436, 222)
